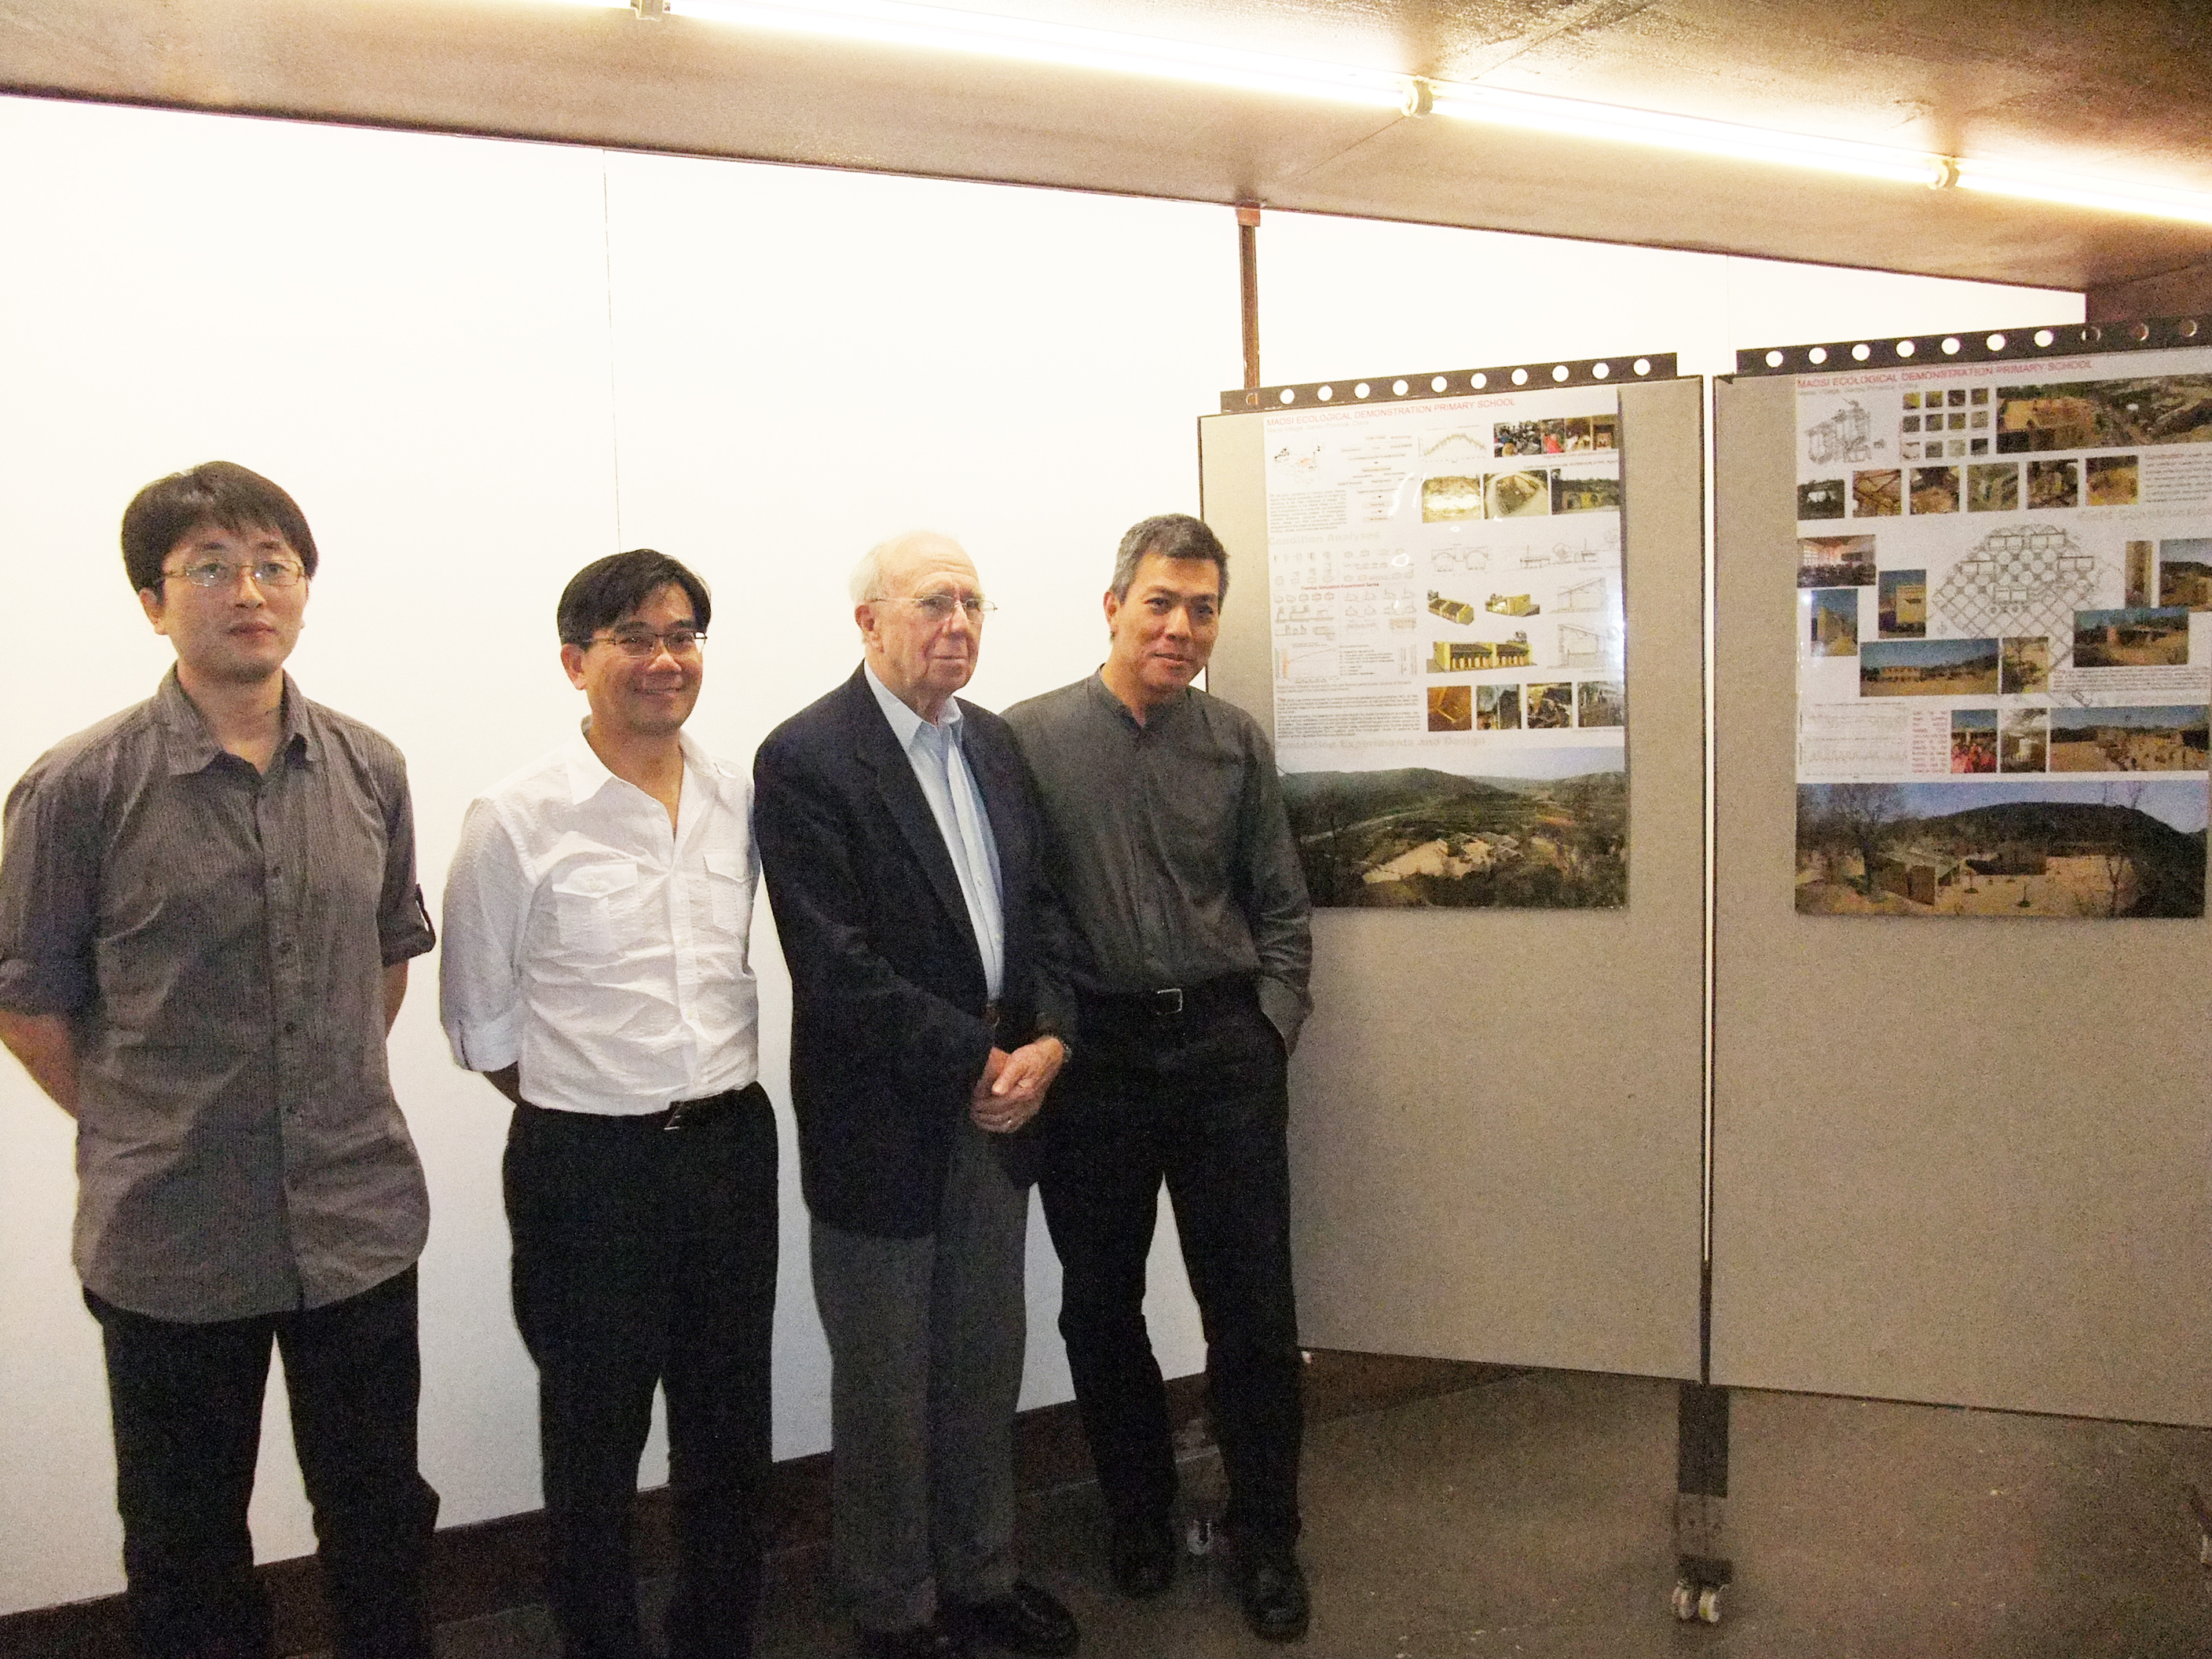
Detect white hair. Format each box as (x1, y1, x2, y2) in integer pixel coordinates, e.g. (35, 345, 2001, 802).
(849, 530, 969, 606)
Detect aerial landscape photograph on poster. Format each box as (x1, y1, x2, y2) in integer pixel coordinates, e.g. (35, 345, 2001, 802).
(1793, 778, 2207, 917)
(1284, 760, 1627, 909)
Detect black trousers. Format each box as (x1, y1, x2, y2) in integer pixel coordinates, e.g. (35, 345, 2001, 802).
(1038, 980, 1305, 1556)
(504, 1086, 778, 1659)
(86, 1265, 438, 1659)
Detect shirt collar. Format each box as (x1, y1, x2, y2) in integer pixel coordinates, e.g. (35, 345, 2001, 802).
(561, 721, 738, 807)
(1085, 666, 1186, 732)
(154, 666, 312, 777)
(865, 661, 964, 752)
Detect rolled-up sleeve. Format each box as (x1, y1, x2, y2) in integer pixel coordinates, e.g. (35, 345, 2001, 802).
(376, 757, 438, 967)
(438, 797, 530, 1072)
(0, 760, 99, 1015)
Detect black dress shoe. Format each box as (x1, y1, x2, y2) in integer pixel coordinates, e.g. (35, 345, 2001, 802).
(943, 1580, 1079, 1656)
(857, 1621, 969, 1658)
(1108, 1514, 1177, 1599)
(1236, 1554, 1310, 1643)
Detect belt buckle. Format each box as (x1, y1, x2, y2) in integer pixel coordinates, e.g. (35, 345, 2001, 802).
(1152, 987, 1185, 1016)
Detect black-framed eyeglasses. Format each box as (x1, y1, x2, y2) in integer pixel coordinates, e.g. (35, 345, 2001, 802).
(590, 628, 705, 660)
(880, 594, 996, 623)
(164, 558, 307, 590)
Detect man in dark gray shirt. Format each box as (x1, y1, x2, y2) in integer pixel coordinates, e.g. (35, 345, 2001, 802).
(1003, 513, 1313, 1644)
(0, 463, 438, 1657)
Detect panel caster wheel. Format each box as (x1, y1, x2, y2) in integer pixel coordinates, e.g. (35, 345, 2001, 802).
(1696, 1585, 1723, 1624)
(1185, 1514, 1217, 1558)
(1670, 1581, 1698, 1621)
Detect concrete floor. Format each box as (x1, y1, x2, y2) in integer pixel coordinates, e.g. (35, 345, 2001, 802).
(424, 1369, 2212, 1658)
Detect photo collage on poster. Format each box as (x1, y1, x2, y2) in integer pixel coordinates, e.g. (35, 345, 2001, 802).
(1263, 383, 1627, 910)
(1793, 346, 2212, 917)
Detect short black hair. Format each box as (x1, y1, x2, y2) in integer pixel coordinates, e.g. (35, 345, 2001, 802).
(557, 549, 712, 645)
(1111, 513, 1229, 604)
(120, 462, 318, 595)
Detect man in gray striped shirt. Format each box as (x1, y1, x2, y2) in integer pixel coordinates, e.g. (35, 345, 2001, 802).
(0, 463, 438, 1657)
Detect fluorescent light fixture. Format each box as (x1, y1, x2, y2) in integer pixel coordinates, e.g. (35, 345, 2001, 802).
(668, 0, 1409, 108)
(524, 0, 2212, 224)
(1952, 160, 2212, 227)
(1422, 84, 1947, 187)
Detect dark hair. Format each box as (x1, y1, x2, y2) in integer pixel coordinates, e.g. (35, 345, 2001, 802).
(1111, 513, 1229, 603)
(557, 549, 712, 645)
(120, 462, 318, 595)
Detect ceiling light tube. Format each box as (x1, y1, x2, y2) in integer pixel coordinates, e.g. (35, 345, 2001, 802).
(521, 0, 2212, 222)
(1423, 83, 1946, 186)
(670, 0, 1412, 108)
(1951, 160, 2212, 227)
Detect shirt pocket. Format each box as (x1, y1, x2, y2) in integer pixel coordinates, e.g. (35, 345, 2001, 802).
(550, 859, 640, 957)
(701, 849, 747, 934)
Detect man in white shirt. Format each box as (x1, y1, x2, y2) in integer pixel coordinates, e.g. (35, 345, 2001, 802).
(440, 550, 774, 1659)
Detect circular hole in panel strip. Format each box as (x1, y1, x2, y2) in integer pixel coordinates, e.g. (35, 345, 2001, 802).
(1895, 339, 1916, 357)
(1279, 387, 1296, 403)
(1551, 364, 1569, 381)
(1354, 382, 1371, 398)
(1393, 379, 1410, 394)
(1765, 350, 1785, 367)
(1431, 375, 1448, 392)
(1808, 346, 1828, 364)
(1942, 337, 1961, 354)
(1592, 361, 1610, 378)
(1511, 368, 1529, 384)
(1472, 372, 1487, 388)
(2130, 323, 2151, 342)
(2034, 329, 2054, 346)
(1317, 386, 1333, 401)
(1634, 357, 1652, 375)
(1987, 333, 2006, 350)
(2181, 320, 2201, 339)
(1851, 343, 1871, 361)
(2081, 325, 2102, 343)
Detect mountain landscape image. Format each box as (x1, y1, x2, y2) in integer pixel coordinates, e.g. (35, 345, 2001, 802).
(1283, 765, 1627, 908)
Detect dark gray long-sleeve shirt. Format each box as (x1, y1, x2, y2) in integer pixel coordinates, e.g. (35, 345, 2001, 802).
(1003, 672, 1312, 1047)
(0, 670, 435, 1322)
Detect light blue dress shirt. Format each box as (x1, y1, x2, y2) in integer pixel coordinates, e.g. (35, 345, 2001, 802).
(865, 664, 1007, 1000)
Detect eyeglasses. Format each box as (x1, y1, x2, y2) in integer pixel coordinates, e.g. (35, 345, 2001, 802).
(879, 593, 997, 623)
(589, 628, 705, 660)
(165, 558, 307, 590)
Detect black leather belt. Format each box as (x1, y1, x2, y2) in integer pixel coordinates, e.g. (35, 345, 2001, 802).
(1081, 974, 1254, 1023)
(519, 1082, 765, 1133)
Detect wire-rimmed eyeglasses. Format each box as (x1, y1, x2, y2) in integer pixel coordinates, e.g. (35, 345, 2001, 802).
(877, 594, 997, 623)
(164, 558, 308, 590)
(588, 628, 705, 660)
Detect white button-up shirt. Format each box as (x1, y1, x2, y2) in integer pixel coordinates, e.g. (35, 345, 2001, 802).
(865, 664, 1005, 1000)
(438, 727, 758, 1115)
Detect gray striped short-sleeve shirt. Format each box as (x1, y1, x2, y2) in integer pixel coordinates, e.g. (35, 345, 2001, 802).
(0, 668, 435, 1322)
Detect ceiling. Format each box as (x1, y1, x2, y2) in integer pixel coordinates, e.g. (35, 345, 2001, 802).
(6, 0, 2211, 296)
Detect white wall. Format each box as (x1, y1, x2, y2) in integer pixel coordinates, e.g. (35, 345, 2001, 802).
(0, 90, 2078, 1616)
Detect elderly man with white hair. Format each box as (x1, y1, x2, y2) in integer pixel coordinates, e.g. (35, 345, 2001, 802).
(753, 532, 1079, 1659)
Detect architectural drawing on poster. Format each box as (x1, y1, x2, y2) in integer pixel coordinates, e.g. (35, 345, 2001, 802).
(1789, 346, 2212, 917)
(1263, 378, 1632, 910)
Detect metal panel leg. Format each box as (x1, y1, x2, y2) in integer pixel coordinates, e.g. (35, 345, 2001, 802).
(1672, 1381, 1731, 1623)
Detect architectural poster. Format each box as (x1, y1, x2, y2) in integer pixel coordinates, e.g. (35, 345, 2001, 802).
(1263, 381, 1627, 909)
(1793, 346, 2212, 916)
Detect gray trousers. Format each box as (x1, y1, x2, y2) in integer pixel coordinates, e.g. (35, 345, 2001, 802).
(810, 1119, 1030, 1632)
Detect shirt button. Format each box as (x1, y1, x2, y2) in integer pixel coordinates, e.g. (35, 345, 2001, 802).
(276, 941, 295, 957)
(282, 1021, 298, 1036)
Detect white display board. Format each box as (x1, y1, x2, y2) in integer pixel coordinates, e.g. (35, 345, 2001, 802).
(1714, 338, 2212, 1426)
(1202, 372, 1705, 1380)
